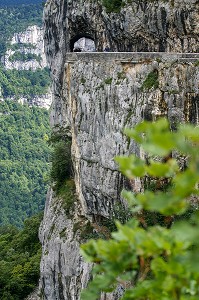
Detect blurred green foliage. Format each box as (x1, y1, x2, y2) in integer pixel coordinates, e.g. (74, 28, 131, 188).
(81, 119, 199, 300)
(0, 212, 42, 300)
(0, 100, 51, 227)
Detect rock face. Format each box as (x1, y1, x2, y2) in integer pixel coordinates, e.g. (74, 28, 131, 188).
(39, 188, 92, 300)
(39, 1, 199, 299)
(39, 51, 199, 300)
(2, 25, 46, 70)
(25, 288, 40, 300)
(1, 25, 52, 109)
(43, 0, 198, 83)
(17, 93, 52, 110)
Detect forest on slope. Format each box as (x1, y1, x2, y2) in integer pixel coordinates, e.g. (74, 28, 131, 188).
(0, 0, 51, 226)
(0, 101, 49, 298)
(0, 0, 52, 298)
(0, 0, 43, 57)
(0, 212, 42, 299)
(0, 100, 51, 227)
(0, 67, 51, 98)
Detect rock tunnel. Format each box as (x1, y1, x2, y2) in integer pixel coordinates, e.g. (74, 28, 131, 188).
(70, 34, 95, 52)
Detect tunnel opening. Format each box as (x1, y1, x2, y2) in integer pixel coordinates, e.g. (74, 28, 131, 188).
(70, 34, 95, 52)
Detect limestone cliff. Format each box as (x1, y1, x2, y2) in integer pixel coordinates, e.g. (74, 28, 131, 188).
(39, 1, 199, 299)
(1, 25, 52, 109)
(43, 0, 198, 84)
(2, 25, 46, 70)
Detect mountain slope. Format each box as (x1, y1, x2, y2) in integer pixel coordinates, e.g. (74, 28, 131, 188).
(0, 1, 43, 57)
(0, 212, 43, 299)
(0, 100, 51, 227)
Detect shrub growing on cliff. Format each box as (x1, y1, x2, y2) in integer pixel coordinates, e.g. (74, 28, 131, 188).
(141, 70, 159, 91)
(102, 0, 124, 13)
(81, 118, 199, 299)
(49, 126, 73, 191)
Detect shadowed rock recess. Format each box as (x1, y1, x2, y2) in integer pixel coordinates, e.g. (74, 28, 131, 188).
(39, 1, 199, 299)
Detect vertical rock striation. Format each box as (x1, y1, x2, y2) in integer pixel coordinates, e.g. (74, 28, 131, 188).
(43, 0, 198, 83)
(39, 51, 199, 299)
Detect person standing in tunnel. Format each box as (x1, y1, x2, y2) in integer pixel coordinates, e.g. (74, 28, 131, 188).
(73, 47, 82, 52)
(103, 45, 111, 52)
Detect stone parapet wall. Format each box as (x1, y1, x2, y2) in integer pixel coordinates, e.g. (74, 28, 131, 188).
(65, 52, 199, 62)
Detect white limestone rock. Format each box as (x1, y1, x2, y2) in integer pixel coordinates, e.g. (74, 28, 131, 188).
(2, 25, 46, 70)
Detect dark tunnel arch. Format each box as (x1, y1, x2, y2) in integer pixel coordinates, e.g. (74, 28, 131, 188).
(70, 34, 96, 52)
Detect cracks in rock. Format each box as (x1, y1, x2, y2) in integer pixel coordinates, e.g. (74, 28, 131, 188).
(81, 157, 117, 172)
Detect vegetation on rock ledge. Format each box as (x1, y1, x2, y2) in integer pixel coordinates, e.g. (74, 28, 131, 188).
(49, 126, 73, 192)
(8, 52, 42, 63)
(102, 0, 124, 13)
(141, 70, 159, 91)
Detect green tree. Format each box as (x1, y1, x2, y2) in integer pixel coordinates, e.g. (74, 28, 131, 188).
(49, 126, 73, 191)
(81, 119, 199, 299)
(0, 66, 51, 98)
(0, 212, 42, 300)
(0, 100, 51, 227)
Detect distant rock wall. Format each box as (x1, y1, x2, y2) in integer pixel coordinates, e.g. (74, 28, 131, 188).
(0, 25, 52, 109)
(6, 91, 52, 110)
(2, 25, 46, 70)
